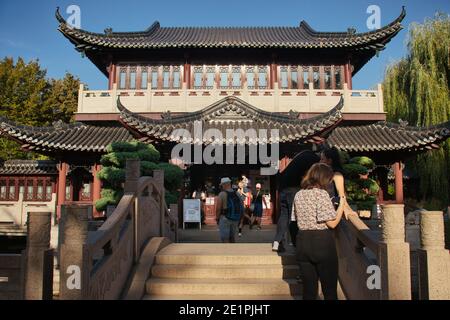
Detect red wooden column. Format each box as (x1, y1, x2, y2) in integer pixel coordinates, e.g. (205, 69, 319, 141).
(183, 61, 191, 90)
(393, 162, 404, 204)
(56, 162, 68, 220)
(92, 164, 102, 218)
(344, 62, 353, 89)
(108, 62, 116, 89)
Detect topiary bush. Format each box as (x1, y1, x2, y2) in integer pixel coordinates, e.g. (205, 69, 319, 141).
(343, 155, 380, 214)
(95, 140, 183, 212)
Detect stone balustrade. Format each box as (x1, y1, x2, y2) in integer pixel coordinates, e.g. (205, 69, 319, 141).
(418, 211, 450, 300)
(77, 82, 384, 114)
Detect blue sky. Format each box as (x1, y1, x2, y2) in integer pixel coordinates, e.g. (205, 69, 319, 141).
(0, 0, 449, 90)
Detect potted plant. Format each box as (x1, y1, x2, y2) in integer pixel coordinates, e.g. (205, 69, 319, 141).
(343, 156, 380, 219)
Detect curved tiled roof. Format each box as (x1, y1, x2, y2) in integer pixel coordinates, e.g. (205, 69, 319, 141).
(0, 118, 134, 153)
(0, 160, 58, 175)
(56, 7, 405, 51)
(118, 96, 344, 144)
(327, 121, 450, 152)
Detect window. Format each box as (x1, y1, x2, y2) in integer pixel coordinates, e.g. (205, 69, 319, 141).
(0, 178, 54, 202)
(45, 184, 52, 201)
(246, 67, 255, 89)
(231, 67, 241, 88)
(0, 180, 6, 200)
(303, 68, 310, 88)
(129, 68, 136, 89)
(151, 67, 158, 89)
(26, 183, 34, 201)
(313, 67, 320, 89)
(173, 67, 181, 89)
(280, 66, 288, 89)
(119, 69, 127, 89)
(162, 67, 170, 89)
(325, 67, 331, 89)
(257, 66, 267, 89)
(36, 180, 44, 201)
(219, 67, 228, 88)
(141, 68, 148, 89)
(193, 67, 203, 89)
(206, 67, 215, 89)
(291, 68, 298, 89)
(335, 67, 342, 89)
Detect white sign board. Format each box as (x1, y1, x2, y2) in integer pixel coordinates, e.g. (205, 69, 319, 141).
(183, 199, 201, 229)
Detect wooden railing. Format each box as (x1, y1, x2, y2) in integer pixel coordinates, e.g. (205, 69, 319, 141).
(59, 160, 177, 300)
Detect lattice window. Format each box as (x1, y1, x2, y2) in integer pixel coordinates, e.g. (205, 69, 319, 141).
(36, 180, 44, 201)
(206, 67, 215, 89)
(257, 66, 268, 89)
(151, 66, 159, 89)
(26, 182, 34, 201)
(129, 66, 137, 89)
(231, 66, 241, 89)
(0, 179, 6, 200)
(173, 66, 181, 89)
(280, 66, 289, 89)
(141, 67, 148, 89)
(162, 66, 170, 89)
(335, 66, 342, 89)
(119, 67, 127, 89)
(45, 183, 52, 201)
(291, 67, 299, 89)
(193, 66, 203, 89)
(246, 67, 255, 89)
(302, 66, 310, 88)
(219, 66, 229, 89)
(324, 66, 332, 89)
(313, 66, 320, 89)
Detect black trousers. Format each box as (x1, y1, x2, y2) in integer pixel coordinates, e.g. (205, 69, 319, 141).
(296, 229, 338, 300)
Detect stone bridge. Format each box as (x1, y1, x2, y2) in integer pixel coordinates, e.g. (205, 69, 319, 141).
(1, 159, 449, 300)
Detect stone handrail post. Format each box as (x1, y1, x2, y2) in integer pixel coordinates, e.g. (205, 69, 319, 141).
(124, 159, 140, 193)
(153, 169, 165, 237)
(59, 205, 90, 300)
(24, 211, 52, 300)
(418, 211, 450, 299)
(379, 204, 411, 300)
(169, 204, 179, 242)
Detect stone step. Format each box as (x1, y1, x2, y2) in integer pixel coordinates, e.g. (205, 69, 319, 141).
(155, 243, 297, 266)
(146, 278, 302, 296)
(151, 264, 300, 279)
(143, 294, 302, 300)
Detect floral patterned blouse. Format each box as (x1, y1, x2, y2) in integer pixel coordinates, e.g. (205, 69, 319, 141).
(292, 188, 337, 230)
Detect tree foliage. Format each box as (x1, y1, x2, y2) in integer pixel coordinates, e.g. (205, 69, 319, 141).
(383, 13, 450, 208)
(95, 141, 183, 212)
(0, 57, 81, 160)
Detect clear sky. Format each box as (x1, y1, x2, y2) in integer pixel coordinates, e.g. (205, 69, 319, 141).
(0, 0, 449, 90)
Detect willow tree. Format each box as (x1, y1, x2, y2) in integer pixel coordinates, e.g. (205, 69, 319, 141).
(383, 13, 450, 208)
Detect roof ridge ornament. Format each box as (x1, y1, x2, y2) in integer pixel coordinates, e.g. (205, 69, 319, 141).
(288, 110, 300, 119)
(347, 27, 357, 35)
(398, 119, 409, 127)
(104, 27, 113, 35)
(161, 110, 172, 120)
